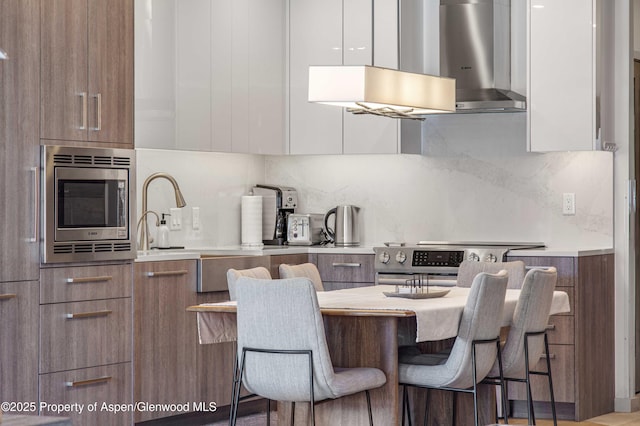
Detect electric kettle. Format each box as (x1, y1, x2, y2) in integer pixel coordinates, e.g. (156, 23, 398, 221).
(324, 205, 360, 246)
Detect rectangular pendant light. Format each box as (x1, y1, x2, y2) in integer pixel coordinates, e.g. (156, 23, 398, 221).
(308, 65, 456, 118)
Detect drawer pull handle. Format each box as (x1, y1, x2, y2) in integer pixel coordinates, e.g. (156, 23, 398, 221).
(540, 353, 556, 360)
(66, 310, 112, 319)
(146, 270, 188, 277)
(545, 324, 556, 331)
(332, 263, 361, 268)
(65, 376, 112, 388)
(66, 275, 113, 284)
(0, 293, 17, 300)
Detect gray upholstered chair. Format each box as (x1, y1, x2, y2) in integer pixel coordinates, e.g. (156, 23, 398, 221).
(398, 270, 509, 426)
(231, 277, 387, 426)
(487, 267, 558, 425)
(226, 266, 272, 301)
(456, 260, 526, 289)
(278, 262, 325, 291)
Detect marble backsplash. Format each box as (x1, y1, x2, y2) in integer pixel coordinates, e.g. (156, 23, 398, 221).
(136, 113, 614, 249)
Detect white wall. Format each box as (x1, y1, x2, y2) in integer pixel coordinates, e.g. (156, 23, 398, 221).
(266, 113, 614, 248)
(136, 114, 613, 250)
(135, 149, 265, 248)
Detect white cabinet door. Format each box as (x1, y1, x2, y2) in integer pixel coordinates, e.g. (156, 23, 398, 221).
(343, 0, 400, 155)
(528, 0, 595, 151)
(136, 0, 285, 154)
(289, 0, 343, 155)
(289, 0, 403, 155)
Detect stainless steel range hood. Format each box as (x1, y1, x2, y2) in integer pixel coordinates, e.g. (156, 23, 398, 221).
(440, 0, 525, 112)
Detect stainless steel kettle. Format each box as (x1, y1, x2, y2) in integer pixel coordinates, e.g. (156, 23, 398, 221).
(324, 205, 360, 246)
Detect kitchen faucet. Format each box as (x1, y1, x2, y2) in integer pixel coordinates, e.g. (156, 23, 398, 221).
(139, 172, 187, 251)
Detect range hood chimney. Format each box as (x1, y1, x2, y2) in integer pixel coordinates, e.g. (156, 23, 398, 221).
(440, 0, 525, 112)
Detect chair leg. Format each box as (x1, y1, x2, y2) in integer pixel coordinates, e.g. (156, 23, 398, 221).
(524, 333, 536, 426)
(471, 342, 479, 426)
(230, 350, 247, 426)
(543, 333, 558, 426)
(495, 340, 509, 424)
(290, 402, 295, 426)
(266, 399, 270, 426)
(365, 390, 374, 426)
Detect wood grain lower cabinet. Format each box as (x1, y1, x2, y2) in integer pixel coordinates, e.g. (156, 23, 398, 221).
(134, 260, 234, 422)
(506, 254, 614, 421)
(0, 281, 38, 408)
(270, 253, 310, 278)
(313, 253, 375, 291)
(39, 363, 132, 425)
(39, 263, 133, 424)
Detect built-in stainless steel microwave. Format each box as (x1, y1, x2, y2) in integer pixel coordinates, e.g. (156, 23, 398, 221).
(41, 145, 136, 263)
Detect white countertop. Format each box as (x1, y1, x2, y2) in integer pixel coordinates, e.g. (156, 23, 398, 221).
(135, 244, 614, 262)
(135, 245, 376, 262)
(507, 247, 614, 257)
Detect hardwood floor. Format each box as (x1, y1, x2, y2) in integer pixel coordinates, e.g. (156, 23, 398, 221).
(215, 411, 640, 426)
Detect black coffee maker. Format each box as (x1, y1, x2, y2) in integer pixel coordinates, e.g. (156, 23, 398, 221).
(252, 185, 298, 245)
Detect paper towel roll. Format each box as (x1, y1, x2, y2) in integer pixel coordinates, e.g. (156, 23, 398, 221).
(241, 195, 263, 247)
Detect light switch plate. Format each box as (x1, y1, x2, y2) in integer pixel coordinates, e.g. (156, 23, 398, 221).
(169, 207, 182, 230)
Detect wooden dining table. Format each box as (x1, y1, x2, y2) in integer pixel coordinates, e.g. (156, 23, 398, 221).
(188, 285, 570, 426)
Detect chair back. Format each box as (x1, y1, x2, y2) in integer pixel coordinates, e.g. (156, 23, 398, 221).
(443, 270, 509, 389)
(493, 267, 558, 379)
(226, 267, 272, 300)
(456, 260, 526, 289)
(235, 277, 337, 402)
(278, 263, 325, 291)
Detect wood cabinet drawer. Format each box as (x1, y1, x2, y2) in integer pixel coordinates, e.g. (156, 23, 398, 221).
(197, 256, 269, 292)
(40, 263, 133, 303)
(316, 254, 374, 283)
(270, 254, 310, 278)
(507, 256, 575, 287)
(39, 362, 132, 425)
(322, 281, 375, 291)
(40, 298, 132, 373)
(546, 315, 574, 345)
(508, 344, 575, 403)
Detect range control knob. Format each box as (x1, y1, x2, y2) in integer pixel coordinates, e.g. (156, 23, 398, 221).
(485, 253, 498, 263)
(467, 252, 480, 262)
(379, 251, 391, 264)
(395, 251, 407, 264)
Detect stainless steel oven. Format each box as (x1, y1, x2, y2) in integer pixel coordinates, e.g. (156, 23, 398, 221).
(41, 145, 136, 263)
(373, 241, 545, 286)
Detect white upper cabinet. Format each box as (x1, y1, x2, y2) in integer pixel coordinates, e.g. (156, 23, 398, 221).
(288, 0, 343, 155)
(288, 0, 421, 155)
(527, 0, 613, 152)
(135, 0, 285, 154)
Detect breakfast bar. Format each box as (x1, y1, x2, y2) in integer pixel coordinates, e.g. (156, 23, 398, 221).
(189, 285, 570, 425)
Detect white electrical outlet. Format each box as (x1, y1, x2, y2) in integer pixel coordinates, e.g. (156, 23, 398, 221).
(169, 207, 182, 230)
(192, 207, 200, 230)
(562, 193, 576, 215)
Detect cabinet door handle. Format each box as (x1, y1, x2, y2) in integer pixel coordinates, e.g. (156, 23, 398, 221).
(332, 263, 361, 268)
(93, 93, 102, 131)
(30, 167, 39, 242)
(540, 353, 556, 360)
(65, 309, 112, 319)
(545, 324, 556, 331)
(79, 92, 87, 130)
(0, 293, 17, 301)
(66, 275, 113, 284)
(146, 270, 188, 278)
(65, 376, 112, 388)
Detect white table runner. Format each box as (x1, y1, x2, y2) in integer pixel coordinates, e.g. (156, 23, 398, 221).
(195, 285, 571, 344)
